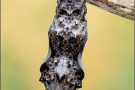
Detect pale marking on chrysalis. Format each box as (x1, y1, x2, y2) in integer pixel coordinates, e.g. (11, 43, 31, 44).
(51, 16, 87, 37)
(43, 47, 51, 63)
(54, 56, 70, 79)
(77, 53, 84, 71)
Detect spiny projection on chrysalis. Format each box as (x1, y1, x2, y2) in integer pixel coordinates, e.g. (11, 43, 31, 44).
(39, 0, 88, 90)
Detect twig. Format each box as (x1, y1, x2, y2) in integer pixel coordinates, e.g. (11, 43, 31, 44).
(86, 0, 134, 20)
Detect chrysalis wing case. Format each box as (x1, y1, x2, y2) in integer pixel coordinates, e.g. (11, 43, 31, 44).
(40, 0, 88, 89)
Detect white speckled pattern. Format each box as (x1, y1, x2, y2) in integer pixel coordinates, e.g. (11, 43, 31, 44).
(40, 0, 87, 89)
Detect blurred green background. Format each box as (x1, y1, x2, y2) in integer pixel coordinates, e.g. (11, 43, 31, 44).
(1, 0, 134, 90)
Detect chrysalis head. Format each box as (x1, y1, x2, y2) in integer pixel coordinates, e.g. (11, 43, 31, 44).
(56, 0, 87, 17)
(57, 0, 86, 3)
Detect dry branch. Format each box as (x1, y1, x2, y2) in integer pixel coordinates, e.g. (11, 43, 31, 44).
(86, 0, 134, 20)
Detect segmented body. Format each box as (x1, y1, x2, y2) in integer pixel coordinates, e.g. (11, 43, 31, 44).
(40, 0, 87, 89)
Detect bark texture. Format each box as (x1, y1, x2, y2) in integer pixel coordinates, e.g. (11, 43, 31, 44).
(86, 0, 134, 20)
